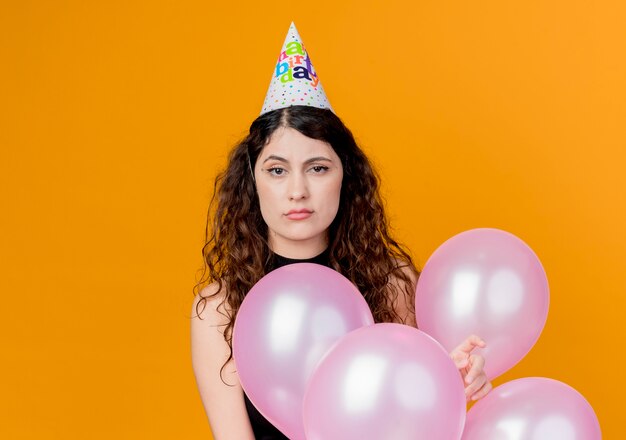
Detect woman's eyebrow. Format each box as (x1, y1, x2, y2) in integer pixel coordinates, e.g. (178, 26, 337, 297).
(262, 155, 333, 164)
(304, 156, 332, 164)
(262, 154, 288, 164)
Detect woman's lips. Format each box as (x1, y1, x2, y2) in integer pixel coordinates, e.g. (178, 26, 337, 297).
(285, 211, 313, 220)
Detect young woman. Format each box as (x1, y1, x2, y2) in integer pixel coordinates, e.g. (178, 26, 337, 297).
(190, 105, 492, 439)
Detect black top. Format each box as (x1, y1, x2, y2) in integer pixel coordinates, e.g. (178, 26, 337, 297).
(243, 248, 331, 440)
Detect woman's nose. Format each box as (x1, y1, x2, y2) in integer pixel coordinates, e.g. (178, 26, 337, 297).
(288, 174, 308, 200)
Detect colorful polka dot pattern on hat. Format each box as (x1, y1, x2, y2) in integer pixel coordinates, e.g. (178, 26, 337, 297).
(260, 22, 333, 115)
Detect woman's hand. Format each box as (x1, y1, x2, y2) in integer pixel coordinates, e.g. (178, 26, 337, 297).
(449, 335, 492, 402)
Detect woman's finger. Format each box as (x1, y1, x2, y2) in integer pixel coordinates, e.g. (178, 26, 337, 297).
(452, 334, 487, 356)
(464, 373, 487, 399)
(450, 350, 469, 369)
(464, 354, 485, 384)
(470, 380, 493, 401)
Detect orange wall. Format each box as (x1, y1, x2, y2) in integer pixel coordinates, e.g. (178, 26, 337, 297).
(1, 1, 624, 438)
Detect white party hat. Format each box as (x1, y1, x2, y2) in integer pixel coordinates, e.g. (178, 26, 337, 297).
(260, 22, 333, 115)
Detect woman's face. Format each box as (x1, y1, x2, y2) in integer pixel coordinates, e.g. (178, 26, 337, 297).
(254, 126, 343, 258)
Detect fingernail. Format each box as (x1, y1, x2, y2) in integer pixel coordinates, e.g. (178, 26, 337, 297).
(466, 376, 473, 383)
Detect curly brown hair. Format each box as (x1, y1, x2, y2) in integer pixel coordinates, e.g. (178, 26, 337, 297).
(193, 105, 420, 380)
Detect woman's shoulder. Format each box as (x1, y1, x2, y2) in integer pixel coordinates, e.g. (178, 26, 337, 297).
(386, 258, 419, 327)
(191, 281, 231, 324)
(389, 258, 419, 285)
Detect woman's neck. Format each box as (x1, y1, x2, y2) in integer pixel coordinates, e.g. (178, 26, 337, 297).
(268, 235, 328, 259)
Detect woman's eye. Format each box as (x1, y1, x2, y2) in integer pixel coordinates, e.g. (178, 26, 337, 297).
(311, 165, 329, 173)
(267, 167, 286, 176)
